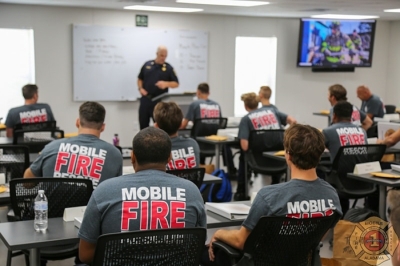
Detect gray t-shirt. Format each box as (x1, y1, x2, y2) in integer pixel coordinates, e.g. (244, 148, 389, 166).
(329, 104, 367, 127)
(185, 99, 221, 121)
(322, 122, 368, 162)
(167, 136, 201, 170)
(78, 170, 207, 243)
(5, 103, 55, 128)
(360, 94, 385, 118)
(243, 178, 342, 230)
(29, 134, 123, 188)
(238, 106, 287, 140)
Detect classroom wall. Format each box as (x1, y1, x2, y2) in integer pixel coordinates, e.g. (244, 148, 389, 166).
(386, 21, 400, 103)
(0, 4, 392, 146)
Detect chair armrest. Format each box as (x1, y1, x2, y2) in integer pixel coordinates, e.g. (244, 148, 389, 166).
(212, 241, 243, 258)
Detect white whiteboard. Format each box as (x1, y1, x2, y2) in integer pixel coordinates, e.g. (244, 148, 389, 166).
(73, 24, 208, 101)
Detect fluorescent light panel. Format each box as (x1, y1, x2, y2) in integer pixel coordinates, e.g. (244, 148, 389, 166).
(176, 0, 269, 7)
(124, 5, 203, 12)
(311, 14, 379, 19)
(384, 9, 400, 13)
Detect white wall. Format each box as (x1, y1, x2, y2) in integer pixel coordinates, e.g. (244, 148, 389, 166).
(0, 4, 392, 146)
(386, 21, 400, 103)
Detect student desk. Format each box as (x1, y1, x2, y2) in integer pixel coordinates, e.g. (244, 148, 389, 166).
(0, 201, 250, 266)
(0, 137, 13, 145)
(195, 137, 239, 169)
(262, 151, 331, 180)
(312, 111, 331, 127)
(347, 170, 400, 219)
(123, 166, 222, 185)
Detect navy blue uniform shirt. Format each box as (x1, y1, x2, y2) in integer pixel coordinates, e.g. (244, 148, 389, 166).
(138, 60, 179, 98)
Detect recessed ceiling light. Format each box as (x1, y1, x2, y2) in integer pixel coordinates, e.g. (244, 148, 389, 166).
(311, 14, 379, 19)
(124, 5, 203, 12)
(176, 0, 269, 7)
(384, 9, 400, 13)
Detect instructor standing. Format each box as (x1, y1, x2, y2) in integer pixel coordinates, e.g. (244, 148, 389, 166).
(137, 46, 179, 129)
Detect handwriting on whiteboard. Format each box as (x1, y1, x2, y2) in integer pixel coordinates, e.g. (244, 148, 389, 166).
(178, 34, 206, 71)
(83, 38, 126, 65)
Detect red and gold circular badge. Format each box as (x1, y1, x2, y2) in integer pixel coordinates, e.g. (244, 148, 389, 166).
(361, 227, 388, 255)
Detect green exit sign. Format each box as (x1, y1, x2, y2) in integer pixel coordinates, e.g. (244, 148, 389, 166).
(136, 15, 148, 27)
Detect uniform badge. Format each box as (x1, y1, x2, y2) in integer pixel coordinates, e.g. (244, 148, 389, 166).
(162, 64, 166, 71)
(146, 66, 151, 69)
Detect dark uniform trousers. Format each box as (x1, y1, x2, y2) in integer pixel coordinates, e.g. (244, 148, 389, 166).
(139, 96, 158, 129)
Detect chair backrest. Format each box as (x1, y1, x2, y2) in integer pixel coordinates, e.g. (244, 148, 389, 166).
(9, 177, 93, 221)
(14, 121, 57, 131)
(332, 144, 386, 171)
(13, 128, 64, 153)
(243, 214, 339, 266)
(93, 228, 207, 266)
(190, 118, 228, 138)
(385, 105, 396, 114)
(331, 144, 386, 190)
(166, 167, 205, 188)
(0, 145, 30, 181)
(247, 130, 285, 171)
(248, 130, 285, 153)
(366, 122, 378, 138)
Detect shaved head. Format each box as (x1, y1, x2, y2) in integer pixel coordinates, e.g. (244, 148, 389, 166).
(157, 46, 167, 53)
(357, 85, 372, 101)
(155, 45, 168, 64)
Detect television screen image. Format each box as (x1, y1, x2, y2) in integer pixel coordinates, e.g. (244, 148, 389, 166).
(297, 19, 376, 68)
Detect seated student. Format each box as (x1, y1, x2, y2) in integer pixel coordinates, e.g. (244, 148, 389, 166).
(234, 88, 296, 201)
(357, 85, 385, 119)
(390, 206, 400, 266)
(24, 101, 122, 188)
(388, 189, 400, 266)
(180, 82, 232, 170)
(378, 128, 400, 147)
(323, 101, 368, 163)
(180, 82, 221, 131)
(327, 84, 372, 130)
(322, 101, 368, 215)
(5, 84, 56, 137)
(153, 101, 200, 170)
(78, 127, 207, 264)
(203, 124, 342, 266)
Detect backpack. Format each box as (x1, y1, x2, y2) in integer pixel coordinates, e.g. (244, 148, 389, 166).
(343, 207, 381, 222)
(200, 169, 232, 202)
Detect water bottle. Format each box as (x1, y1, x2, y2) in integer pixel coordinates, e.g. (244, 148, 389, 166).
(113, 134, 120, 146)
(34, 190, 48, 232)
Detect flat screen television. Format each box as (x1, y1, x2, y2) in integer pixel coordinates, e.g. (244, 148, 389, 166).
(297, 18, 377, 68)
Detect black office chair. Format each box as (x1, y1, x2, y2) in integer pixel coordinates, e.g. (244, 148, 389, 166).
(0, 145, 30, 182)
(14, 121, 57, 131)
(326, 144, 386, 210)
(191, 118, 228, 164)
(385, 105, 396, 114)
(92, 228, 207, 266)
(13, 128, 64, 153)
(366, 122, 378, 138)
(213, 213, 340, 266)
(245, 130, 287, 184)
(7, 178, 93, 266)
(166, 167, 206, 188)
